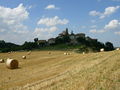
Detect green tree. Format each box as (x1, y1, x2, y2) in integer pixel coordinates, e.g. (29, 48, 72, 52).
(105, 42, 114, 51)
(76, 37, 86, 45)
(22, 42, 38, 50)
(63, 35, 70, 43)
(34, 38, 38, 43)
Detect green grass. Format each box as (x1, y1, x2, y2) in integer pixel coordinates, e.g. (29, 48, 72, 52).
(36, 44, 82, 51)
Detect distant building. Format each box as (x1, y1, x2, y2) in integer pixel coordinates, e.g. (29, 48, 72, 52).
(86, 36, 92, 41)
(36, 28, 97, 46)
(69, 34, 76, 40)
(37, 40, 47, 46)
(59, 28, 69, 37)
(92, 39, 98, 42)
(48, 38, 56, 45)
(57, 29, 89, 45)
(75, 33, 85, 38)
(69, 31, 77, 44)
(69, 31, 75, 40)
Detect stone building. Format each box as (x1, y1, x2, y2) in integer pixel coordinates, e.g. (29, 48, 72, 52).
(48, 38, 56, 45)
(37, 40, 47, 46)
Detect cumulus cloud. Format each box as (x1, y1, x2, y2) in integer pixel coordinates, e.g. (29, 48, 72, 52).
(0, 3, 29, 33)
(0, 3, 29, 24)
(0, 3, 31, 44)
(90, 19, 120, 34)
(34, 26, 58, 39)
(37, 16, 69, 26)
(104, 19, 120, 30)
(45, 4, 59, 10)
(89, 6, 120, 19)
(34, 26, 58, 34)
(35, 16, 69, 39)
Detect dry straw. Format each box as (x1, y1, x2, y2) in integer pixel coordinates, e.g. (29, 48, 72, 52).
(0, 59, 4, 63)
(48, 52, 51, 54)
(100, 48, 104, 52)
(64, 53, 67, 55)
(6, 58, 19, 69)
(64, 53, 70, 55)
(83, 52, 85, 54)
(27, 51, 31, 55)
(22, 56, 26, 59)
(116, 48, 120, 50)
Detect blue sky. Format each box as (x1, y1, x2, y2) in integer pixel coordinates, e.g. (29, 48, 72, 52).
(0, 0, 120, 46)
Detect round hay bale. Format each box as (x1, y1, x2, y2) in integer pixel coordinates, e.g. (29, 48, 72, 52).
(6, 59, 19, 69)
(64, 53, 67, 55)
(8, 52, 11, 54)
(83, 52, 85, 54)
(0, 59, 4, 63)
(48, 52, 51, 54)
(27, 51, 31, 55)
(100, 48, 104, 52)
(22, 56, 26, 59)
(116, 48, 120, 50)
(67, 53, 70, 55)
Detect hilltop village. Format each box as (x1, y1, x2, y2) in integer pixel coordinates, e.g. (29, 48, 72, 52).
(35, 28, 97, 46)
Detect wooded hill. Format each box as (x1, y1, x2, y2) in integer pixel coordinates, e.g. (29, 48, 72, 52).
(0, 28, 114, 52)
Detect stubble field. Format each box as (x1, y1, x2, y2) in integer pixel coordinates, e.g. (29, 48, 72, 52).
(0, 50, 120, 90)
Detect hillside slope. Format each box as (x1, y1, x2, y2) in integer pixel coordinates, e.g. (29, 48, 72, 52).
(0, 50, 120, 90)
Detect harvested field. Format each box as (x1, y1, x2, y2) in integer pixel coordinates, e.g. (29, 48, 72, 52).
(0, 51, 120, 90)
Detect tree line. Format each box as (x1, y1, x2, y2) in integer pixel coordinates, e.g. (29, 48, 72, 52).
(0, 32, 114, 52)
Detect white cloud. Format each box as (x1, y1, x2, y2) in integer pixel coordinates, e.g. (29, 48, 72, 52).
(0, 3, 29, 24)
(89, 11, 101, 16)
(34, 26, 58, 38)
(45, 4, 59, 10)
(34, 26, 58, 34)
(100, 6, 120, 19)
(0, 3, 29, 32)
(104, 6, 119, 15)
(28, 5, 33, 9)
(90, 19, 120, 34)
(0, 3, 31, 44)
(37, 16, 69, 26)
(104, 19, 120, 30)
(89, 29, 106, 33)
(89, 6, 120, 19)
(35, 16, 69, 40)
